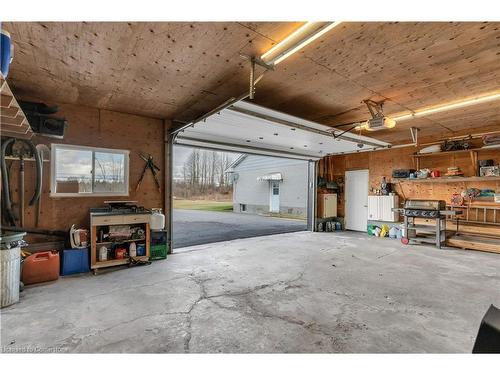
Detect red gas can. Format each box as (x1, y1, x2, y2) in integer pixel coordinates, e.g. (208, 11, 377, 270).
(22, 251, 60, 285)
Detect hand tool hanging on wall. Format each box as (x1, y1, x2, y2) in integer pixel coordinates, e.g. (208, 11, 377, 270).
(0, 138, 42, 226)
(135, 153, 161, 193)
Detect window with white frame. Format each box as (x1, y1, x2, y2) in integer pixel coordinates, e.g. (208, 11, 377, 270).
(51, 144, 129, 196)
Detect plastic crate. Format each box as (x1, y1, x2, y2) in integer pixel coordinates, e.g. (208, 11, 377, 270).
(150, 244, 168, 260)
(60, 248, 90, 276)
(151, 230, 167, 246)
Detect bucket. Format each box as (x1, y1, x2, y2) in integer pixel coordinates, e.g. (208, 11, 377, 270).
(1, 231, 25, 308)
(1, 245, 21, 308)
(1, 30, 13, 78)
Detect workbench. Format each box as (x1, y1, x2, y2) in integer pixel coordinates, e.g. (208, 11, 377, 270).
(90, 212, 150, 274)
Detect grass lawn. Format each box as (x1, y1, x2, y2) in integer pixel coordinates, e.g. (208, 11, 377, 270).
(173, 199, 233, 212)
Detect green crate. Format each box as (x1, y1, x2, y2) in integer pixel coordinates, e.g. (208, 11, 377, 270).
(150, 244, 168, 260)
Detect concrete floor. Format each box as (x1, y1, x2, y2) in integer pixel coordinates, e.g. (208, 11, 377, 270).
(173, 209, 306, 248)
(1, 231, 499, 353)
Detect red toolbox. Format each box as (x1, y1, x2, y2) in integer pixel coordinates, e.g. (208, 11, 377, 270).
(22, 251, 60, 285)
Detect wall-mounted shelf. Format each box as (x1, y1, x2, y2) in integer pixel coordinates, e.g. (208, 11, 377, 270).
(412, 145, 500, 158)
(0, 77, 34, 139)
(411, 144, 500, 174)
(394, 176, 500, 183)
(93, 256, 150, 269)
(96, 238, 146, 246)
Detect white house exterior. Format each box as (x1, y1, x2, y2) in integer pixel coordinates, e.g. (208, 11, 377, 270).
(226, 155, 308, 216)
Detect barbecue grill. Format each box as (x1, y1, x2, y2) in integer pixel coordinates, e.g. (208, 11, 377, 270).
(403, 199, 446, 218)
(401, 200, 461, 248)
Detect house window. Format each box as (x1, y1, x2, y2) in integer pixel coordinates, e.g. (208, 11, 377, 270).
(240, 204, 247, 212)
(51, 144, 129, 197)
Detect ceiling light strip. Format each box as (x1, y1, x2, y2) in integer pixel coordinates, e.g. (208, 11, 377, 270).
(392, 91, 500, 122)
(261, 21, 342, 65)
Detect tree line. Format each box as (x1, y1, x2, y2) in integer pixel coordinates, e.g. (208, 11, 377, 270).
(174, 149, 234, 199)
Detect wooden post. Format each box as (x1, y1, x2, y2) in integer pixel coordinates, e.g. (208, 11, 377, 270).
(470, 150, 478, 176)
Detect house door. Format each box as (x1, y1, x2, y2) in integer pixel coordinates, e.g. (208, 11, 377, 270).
(269, 181, 280, 213)
(345, 170, 369, 231)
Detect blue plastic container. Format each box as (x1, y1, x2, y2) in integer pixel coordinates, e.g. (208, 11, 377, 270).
(136, 243, 146, 256)
(60, 248, 90, 276)
(1, 30, 12, 78)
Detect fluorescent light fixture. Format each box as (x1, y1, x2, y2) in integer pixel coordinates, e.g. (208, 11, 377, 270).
(353, 90, 500, 131)
(354, 122, 367, 131)
(392, 91, 500, 122)
(261, 21, 342, 65)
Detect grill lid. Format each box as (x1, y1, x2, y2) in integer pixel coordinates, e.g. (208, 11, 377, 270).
(404, 199, 446, 210)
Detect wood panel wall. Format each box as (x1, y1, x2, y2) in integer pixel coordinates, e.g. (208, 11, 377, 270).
(2, 104, 166, 231)
(318, 146, 500, 218)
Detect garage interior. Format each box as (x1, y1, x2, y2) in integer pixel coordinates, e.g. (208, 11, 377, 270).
(1, 21, 500, 353)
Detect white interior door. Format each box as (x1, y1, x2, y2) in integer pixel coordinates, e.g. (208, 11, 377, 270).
(269, 181, 280, 213)
(345, 170, 369, 231)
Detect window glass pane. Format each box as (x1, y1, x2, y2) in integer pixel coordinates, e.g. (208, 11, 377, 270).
(93, 151, 126, 193)
(55, 148, 93, 193)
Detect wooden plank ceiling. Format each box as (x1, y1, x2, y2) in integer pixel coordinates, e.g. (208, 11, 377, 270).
(3, 22, 500, 144)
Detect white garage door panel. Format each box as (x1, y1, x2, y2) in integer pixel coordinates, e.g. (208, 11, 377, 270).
(175, 101, 390, 159)
(175, 136, 317, 160)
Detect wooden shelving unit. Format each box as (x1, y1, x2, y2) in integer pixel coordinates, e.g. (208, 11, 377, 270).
(412, 145, 500, 158)
(394, 176, 500, 183)
(402, 146, 500, 254)
(96, 238, 146, 246)
(90, 213, 150, 274)
(411, 144, 500, 174)
(0, 77, 34, 139)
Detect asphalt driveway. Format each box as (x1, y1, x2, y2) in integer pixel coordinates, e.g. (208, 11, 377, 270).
(173, 209, 307, 249)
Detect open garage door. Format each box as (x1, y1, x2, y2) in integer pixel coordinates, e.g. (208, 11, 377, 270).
(174, 100, 391, 160)
(172, 100, 390, 235)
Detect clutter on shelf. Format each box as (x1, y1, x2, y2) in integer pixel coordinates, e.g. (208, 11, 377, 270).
(445, 166, 464, 177)
(443, 138, 471, 151)
(418, 144, 442, 154)
(392, 169, 416, 179)
(380, 177, 391, 195)
(483, 134, 500, 147)
(480, 165, 499, 177)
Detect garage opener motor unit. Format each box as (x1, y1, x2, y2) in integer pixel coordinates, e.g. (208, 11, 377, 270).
(364, 99, 396, 131)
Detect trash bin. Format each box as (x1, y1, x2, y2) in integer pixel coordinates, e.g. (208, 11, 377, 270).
(0, 231, 26, 308)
